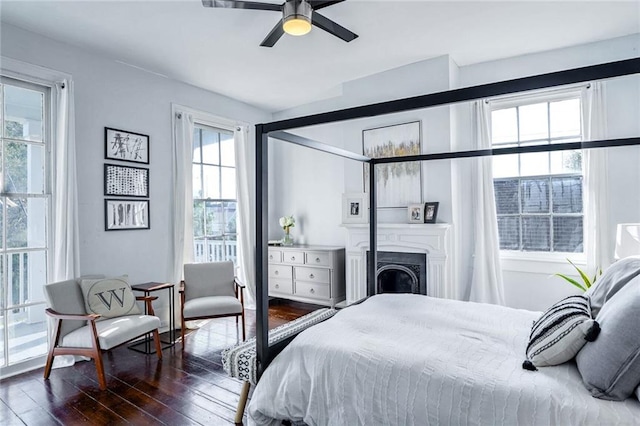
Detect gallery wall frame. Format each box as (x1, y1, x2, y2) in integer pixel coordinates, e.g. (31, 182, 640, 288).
(342, 192, 369, 224)
(362, 120, 422, 208)
(104, 164, 149, 198)
(105, 198, 150, 231)
(105, 127, 149, 164)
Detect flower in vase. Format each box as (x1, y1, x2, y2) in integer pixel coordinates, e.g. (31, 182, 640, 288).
(279, 215, 295, 232)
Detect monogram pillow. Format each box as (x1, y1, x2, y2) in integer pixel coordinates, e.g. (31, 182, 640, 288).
(80, 277, 141, 319)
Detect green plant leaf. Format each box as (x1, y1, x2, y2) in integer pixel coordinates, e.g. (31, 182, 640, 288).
(555, 273, 587, 292)
(567, 259, 592, 289)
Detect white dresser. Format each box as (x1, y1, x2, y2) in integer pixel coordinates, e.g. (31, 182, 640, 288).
(268, 245, 345, 308)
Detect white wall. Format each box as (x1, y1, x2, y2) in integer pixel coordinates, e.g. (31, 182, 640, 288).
(1, 23, 271, 323)
(269, 34, 640, 311)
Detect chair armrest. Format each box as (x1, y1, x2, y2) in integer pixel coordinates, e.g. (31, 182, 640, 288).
(135, 296, 158, 302)
(235, 278, 245, 307)
(179, 280, 185, 293)
(235, 278, 246, 289)
(45, 308, 100, 322)
(135, 296, 158, 316)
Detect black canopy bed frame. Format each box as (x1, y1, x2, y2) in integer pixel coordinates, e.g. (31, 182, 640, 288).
(254, 56, 640, 378)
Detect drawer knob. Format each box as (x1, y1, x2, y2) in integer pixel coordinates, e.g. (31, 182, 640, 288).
(275, 270, 279, 275)
(291, 256, 296, 261)
(309, 274, 315, 279)
(269, 255, 273, 260)
(275, 284, 280, 289)
(315, 257, 321, 263)
(310, 288, 315, 294)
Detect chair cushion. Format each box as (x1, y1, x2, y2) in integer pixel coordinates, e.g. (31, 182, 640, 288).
(183, 296, 242, 319)
(586, 256, 640, 317)
(576, 275, 640, 400)
(80, 277, 141, 319)
(183, 262, 236, 300)
(222, 308, 337, 385)
(60, 314, 160, 350)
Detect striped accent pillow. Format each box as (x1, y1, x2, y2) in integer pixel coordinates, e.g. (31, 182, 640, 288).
(526, 295, 599, 367)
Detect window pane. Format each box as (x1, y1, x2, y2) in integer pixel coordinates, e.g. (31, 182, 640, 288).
(550, 98, 581, 138)
(201, 128, 219, 165)
(221, 167, 236, 199)
(519, 103, 548, 142)
(550, 149, 582, 174)
(205, 201, 223, 237)
(202, 165, 220, 199)
(7, 197, 47, 248)
(520, 148, 549, 177)
(224, 201, 237, 234)
(492, 152, 519, 178)
(8, 304, 47, 363)
(5, 141, 45, 194)
(193, 200, 205, 238)
(192, 164, 202, 199)
(553, 216, 583, 252)
(192, 128, 202, 162)
(552, 176, 583, 213)
(220, 132, 235, 167)
(522, 216, 551, 251)
(491, 108, 518, 144)
(4, 85, 44, 142)
(497, 216, 520, 250)
(521, 179, 549, 213)
(225, 233, 238, 264)
(494, 179, 519, 214)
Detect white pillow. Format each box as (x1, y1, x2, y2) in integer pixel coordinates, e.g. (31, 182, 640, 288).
(81, 276, 140, 319)
(525, 294, 599, 367)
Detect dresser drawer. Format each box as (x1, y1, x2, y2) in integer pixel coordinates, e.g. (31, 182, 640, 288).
(295, 266, 330, 284)
(269, 279, 293, 295)
(295, 281, 330, 300)
(305, 251, 332, 267)
(282, 251, 305, 264)
(268, 249, 283, 263)
(269, 264, 293, 279)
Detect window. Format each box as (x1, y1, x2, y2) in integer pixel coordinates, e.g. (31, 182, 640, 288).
(192, 124, 238, 264)
(491, 93, 584, 253)
(0, 77, 51, 369)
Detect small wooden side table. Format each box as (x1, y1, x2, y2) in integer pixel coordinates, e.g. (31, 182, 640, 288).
(129, 282, 176, 354)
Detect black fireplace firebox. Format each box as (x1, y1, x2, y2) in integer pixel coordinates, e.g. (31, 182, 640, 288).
(366, 251, 427, 296)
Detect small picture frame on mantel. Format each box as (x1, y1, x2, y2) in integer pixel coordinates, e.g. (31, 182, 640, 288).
(424, 202, 439, 223)
(342, 193, 369, 224)
(408, 204, 424, 223)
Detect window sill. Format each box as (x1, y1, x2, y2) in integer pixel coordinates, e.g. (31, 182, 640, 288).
(500, 251, 586, 274)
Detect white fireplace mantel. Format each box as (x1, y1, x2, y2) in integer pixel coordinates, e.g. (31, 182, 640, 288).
(342, 223, 453, 304)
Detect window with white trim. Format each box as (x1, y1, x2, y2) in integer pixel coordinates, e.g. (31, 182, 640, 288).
(490, 92, 584, 253)
(192, 123, 238, 264)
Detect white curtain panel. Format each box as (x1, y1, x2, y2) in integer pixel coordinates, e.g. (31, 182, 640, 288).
(469, 101, 506, 305)
(171, 111, 195, 284)
(583, 82, 611, 272)
(52, 79, 80, 281)
(234, 125, 256, 307)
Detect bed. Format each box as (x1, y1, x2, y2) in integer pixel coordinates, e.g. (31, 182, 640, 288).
(248, 293, 640, 425)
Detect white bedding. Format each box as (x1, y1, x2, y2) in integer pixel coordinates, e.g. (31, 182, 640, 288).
(249, 294, 640, 425)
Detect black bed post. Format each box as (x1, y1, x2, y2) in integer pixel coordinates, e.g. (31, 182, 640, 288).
(255, 124, 269, 377)
(368, 160, 377, 297)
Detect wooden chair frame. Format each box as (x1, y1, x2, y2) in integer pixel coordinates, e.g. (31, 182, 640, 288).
(179, 277, 246, 347)
(43, 296, 163, 390)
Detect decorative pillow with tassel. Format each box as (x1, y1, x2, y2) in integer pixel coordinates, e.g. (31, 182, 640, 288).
(523, 294, 599, 371)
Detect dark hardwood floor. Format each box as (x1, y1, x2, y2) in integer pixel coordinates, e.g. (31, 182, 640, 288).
(0, 299, 320, 426)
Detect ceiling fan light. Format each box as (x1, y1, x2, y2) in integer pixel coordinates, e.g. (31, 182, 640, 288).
(283, 0, 312, 36)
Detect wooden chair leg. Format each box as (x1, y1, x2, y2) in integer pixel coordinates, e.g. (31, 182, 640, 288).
(235, 381, 251, 425)
(152, 329, 163, 359)
(181, 316, 186, 351)
(241, 311, 246, 341)
(94, 350, 107, 390)
(44, 319, 62, 380)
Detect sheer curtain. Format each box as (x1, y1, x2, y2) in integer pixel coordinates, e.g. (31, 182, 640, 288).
(52, 79, 80, 281)
(171, 111, 195, 284)
(583, 82, 611, 272)
(469, 100, 506, 305)
(234, 125, 256, 306)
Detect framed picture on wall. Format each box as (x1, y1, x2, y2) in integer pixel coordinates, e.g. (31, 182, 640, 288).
(342, 193, 369, 224)
(363, 120, 422, 209)
(424, 201, 439, 223)
(105, 199, 150, 231)
(105, 127, 149, 164)
(104, 164, 149, 197)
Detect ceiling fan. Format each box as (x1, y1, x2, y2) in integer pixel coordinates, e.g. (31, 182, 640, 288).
(201, 0, 358, 47)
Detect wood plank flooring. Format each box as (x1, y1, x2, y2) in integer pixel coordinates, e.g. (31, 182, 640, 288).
(0, 299, 320, 426)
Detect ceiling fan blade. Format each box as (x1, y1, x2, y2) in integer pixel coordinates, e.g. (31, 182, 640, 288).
(311, 11, 358, 42)
(308, 0, 345, 10)
(260, 20, 285, 47)
(201, 0, 282, 12)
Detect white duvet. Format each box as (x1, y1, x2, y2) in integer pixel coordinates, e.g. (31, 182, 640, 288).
(249, 294, 640, 425)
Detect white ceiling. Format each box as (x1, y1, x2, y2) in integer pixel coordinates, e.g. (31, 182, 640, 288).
(1, 1, 639, 112)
